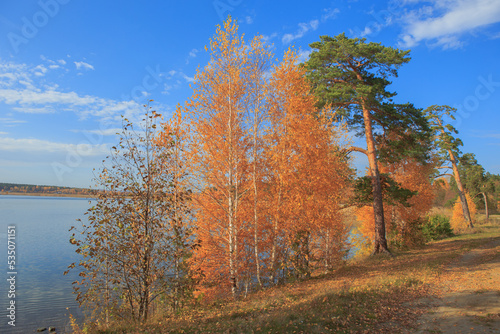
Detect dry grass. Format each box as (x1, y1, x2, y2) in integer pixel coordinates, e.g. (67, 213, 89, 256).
(85, 217, 500, 334)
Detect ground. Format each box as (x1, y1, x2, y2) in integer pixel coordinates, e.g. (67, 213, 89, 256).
(75, 215, 500, 333)
(415, 235, 500, 333)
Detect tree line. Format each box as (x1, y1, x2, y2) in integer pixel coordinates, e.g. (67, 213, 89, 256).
(0, 183, 91, 195)
(66, 18, 500, 329)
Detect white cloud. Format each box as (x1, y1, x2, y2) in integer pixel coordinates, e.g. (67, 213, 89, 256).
(262, 32, 278, 43)
(360, 26, 373, 37)
(186, 49, 199, 64)
(182, 73, 194, 82)
(0, 117, 27, 126)
(0, 131, 8, 135)
(162, 84, 173, 95)
(0, 88, 97, 106)
(12, 106, 56, 114)
(34, 65, 48, 76)
(0, 58, 169, 127)
(72, 128, 122, 136)
(297, 49, 312, 63)
(245, 16, 254, 24)
(0, 137, 109, 156)
(399, 0, 500, 48)
(189, 48, 199, 58)
(282, 20, 320, 44)
(74, 61, 94, 71)
(322, 8, 340, 21)
(472, 132, 500, 139)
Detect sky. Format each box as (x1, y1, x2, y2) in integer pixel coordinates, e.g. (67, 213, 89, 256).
(0, 0, 499, 188)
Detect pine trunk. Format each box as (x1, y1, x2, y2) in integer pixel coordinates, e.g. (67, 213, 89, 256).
(449, 150, 473, 228)
(482, 192, 489, 221)
(362, 105, 389, 254)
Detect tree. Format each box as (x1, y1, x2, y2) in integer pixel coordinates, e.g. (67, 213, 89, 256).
(184, 20, 352, 299)
(353, 158, 433, 252)
(245, 34, 273, 288)
(185, 18, 255, 299)
(452, 153, 494, 220)
(305, 33, 429, 254)
(487, 173, 500, 213)
(66, 105, 195, 324)
(425, 105, 473, 228)
(264, 49, 352, 280)
(451, 192, 477, 232)
(381, 158, 435, 248)
(156, 107, 199, 311)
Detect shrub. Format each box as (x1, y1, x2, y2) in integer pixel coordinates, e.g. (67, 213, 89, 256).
(421, 214, 454, 242)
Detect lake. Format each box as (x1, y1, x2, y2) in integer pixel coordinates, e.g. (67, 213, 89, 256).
(0, 195, 89, 334)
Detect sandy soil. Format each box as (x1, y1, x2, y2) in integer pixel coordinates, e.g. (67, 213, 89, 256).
(415, 236, 500, 333)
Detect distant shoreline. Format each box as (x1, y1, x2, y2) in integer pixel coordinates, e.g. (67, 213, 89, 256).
(0, 192, 95, 199)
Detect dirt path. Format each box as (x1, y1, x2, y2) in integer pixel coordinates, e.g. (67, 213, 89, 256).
(415, 236, 500, 333)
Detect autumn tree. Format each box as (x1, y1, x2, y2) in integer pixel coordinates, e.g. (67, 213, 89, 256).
(382, 159, 435, 247)
(184, 18, 256, 299)
(425, 105, 473, 228)
(264, 49, 352, 280)
(156, 107, 199, 311)
(245, 34, 273, 288)
(67, 105, 195, 324)
(305, 34, 429, 254)
(451, 192, 477, 232)
(184, 20, 352, 298)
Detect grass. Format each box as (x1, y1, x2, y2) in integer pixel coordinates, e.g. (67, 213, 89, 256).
(82, 216, 500, 334)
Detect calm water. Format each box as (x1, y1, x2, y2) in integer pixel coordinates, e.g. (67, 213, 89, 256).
(0, 195, 90, 334)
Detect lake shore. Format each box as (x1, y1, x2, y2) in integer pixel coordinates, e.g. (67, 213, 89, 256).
(0, 192, 94, 199)
(90, 215, 500, 333)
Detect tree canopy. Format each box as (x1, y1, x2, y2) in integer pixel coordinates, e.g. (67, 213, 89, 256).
(305, 33, 431, 253)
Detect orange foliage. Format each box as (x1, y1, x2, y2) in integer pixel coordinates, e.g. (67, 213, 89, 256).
(184, 18, 255, 300)
(264, 49, 351, 276)
(180, 19, 352, 300)
(382, 159, 435, 247)
(451, 193, 477, 232)
(355, 159, 435, 252)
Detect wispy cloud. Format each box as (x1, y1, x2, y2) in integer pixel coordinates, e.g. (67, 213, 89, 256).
(74, 61, 94, 71)
(0, 117, 27, 126)
(321, 8, 340, 21)
(186, 49, 199, 64)
(0, 136, 108, 156)
(282, 19, 319, 44)
(180, 72, 194, 83)
(34, 65, 48, 76)
(399, 0, 500, 49)
(245, 16, 254, 24)
(471, 132, 500, 139)
(0, 59, 147, 123)
(297, 49, 312, 63)
(262, 32, 278, 43)
(189, 49, 198, 58)
(0, 88, 97, 106)
(280, 8, 339, 45)
(72, 128, 122, 136)
(12, 106, 56, 114)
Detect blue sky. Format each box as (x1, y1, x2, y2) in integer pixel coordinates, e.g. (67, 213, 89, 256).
(0, 0, 499, 188)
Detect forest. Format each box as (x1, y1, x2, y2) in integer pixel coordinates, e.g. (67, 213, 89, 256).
(0, 182, 92, 196)
(66, 19, 500, 332)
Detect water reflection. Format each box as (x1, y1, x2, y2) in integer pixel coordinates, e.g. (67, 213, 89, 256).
(0, 196, 89, 334)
